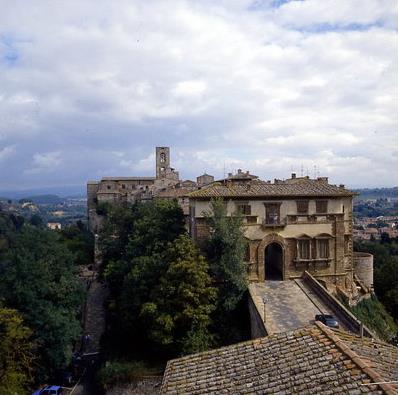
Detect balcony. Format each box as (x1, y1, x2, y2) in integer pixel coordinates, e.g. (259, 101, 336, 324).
(262, 216, 286, 229)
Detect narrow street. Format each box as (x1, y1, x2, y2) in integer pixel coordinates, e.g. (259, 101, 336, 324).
(70, 269, 108, 395)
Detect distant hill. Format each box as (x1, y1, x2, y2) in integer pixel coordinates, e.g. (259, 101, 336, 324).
(19, 194, 64, 205)
(0, 185, 85, 199)
(355, 187, 398, 200)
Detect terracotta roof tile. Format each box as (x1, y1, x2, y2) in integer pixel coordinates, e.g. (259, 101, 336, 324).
(161, 324, 397, 394)
(189, 179, 356, 199)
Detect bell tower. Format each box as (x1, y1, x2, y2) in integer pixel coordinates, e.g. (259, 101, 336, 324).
(156, 147, 170, 179)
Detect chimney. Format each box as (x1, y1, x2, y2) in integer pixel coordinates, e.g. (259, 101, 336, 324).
(238, 169, 242, 174)
(228, 172, 232, 177)
(291, 173, 296, 179)
(339, 184, 345, 189)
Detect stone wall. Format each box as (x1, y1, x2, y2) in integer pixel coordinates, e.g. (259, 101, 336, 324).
(302, 271, 376, 338)
(248, 287, 267, 339)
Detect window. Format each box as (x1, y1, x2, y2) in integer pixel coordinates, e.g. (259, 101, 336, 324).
(317, 239, 329, 259)
(236, 202, 251, 215)
(265, 203, 281, 224)
(107, 185, 111, 190)
(245, 244, 250, 261)
(297, 239, 310, 259)
(160, 152, 166, 163)
(121, 184, 126, 189)
(246, 216, 257, 224)
(316, 200, 328, 213)
(296, 200, 309, 214)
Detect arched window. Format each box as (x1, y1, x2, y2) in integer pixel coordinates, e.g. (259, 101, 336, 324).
(160, 152, 166, 163)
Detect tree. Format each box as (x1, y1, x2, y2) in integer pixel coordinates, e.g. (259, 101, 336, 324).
(0, 308, 35, 395)
(204, 199, 248, 312)
(140, 235, 217, 355)
(101, 199, 187, 358)
(29, 214, 43, 228)
(60, 222, 94, 266)
(0, 225, 85, 380)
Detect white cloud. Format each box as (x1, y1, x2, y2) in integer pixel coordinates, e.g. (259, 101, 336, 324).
(26, 151, 62, 174)
(0, 145, 15, 161)
(0, 0, 397, 188)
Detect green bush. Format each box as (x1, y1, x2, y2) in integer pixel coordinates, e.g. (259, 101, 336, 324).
(97, 361, 161, 388)
(349, 295, 398, 342)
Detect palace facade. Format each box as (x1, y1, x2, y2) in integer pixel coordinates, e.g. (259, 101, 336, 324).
(189, 171, 356, 290)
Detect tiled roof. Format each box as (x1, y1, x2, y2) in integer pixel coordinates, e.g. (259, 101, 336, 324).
(161, 323, 398, 394)
(189, 179, 356, 199)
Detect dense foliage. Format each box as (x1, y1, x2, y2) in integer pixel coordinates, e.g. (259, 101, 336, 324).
(204, 199, 248, 312)
(0, 308, 35, 395)
(202, 199, 249, 345)
(0, 212, 86, 385)
(348, 296, 397, 341)
(60, 220, 94, 266)
(101, 200, 216, 360)
(354, 238, 398, 325)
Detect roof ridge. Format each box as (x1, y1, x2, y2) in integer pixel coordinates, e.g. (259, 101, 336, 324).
(315, 321, 398, 394)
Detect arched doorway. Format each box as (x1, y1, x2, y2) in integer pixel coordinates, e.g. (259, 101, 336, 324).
(265, 242, 283, 280)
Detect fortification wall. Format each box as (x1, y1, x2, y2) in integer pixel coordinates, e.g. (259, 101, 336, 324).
(353, 252, 374, 289)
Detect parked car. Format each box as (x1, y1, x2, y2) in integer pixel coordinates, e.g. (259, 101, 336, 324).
(32, 385, 63, 395)
(315, 314, 339, 328)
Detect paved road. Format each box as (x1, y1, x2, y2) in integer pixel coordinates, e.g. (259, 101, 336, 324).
(250, 280, 347, 335)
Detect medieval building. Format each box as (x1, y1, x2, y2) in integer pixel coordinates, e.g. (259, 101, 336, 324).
(87, 147, 214, 233)
(189, 171, 357, 291)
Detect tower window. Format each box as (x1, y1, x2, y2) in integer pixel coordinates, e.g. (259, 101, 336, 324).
(160, 152, 166, 163)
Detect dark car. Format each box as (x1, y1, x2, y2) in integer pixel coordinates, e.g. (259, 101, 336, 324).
(32, 385, 63, 395)
(315, 314, 339, 328)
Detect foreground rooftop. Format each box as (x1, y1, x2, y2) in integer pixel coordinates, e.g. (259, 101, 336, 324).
(161, 323, 398, 394)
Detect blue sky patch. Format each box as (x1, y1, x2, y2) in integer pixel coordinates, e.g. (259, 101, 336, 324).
(1, 34, 19, 66)
(295, 21, 383, 34)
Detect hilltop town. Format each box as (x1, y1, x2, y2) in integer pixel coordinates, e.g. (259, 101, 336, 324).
(81, 147, 398, 394)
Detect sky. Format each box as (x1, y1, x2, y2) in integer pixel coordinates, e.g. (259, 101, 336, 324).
(0, 0, 398, 192)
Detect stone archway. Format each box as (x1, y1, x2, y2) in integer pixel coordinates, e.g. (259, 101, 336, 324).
(257, 233, 286, 281)
(265, 242, 283, 280)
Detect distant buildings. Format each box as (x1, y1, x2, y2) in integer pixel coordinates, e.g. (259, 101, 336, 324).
(47, 222, 62, 230)
(87, 147, 214, 233)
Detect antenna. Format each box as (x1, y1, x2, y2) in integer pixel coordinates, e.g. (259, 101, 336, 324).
(300, 163, 304, 177)
(223, 161, 226, 179)
(313, 165, 317, 179)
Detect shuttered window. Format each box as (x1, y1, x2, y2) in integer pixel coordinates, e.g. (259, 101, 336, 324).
(296, 200, 309, 214)
(298, 239, 310, 259)
(317, 239, 329, 259)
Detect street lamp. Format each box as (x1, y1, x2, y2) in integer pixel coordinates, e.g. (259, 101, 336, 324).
(262, 297, 268, 321)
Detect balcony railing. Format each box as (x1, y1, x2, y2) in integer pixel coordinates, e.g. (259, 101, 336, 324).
(262, 216, 286, 228)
